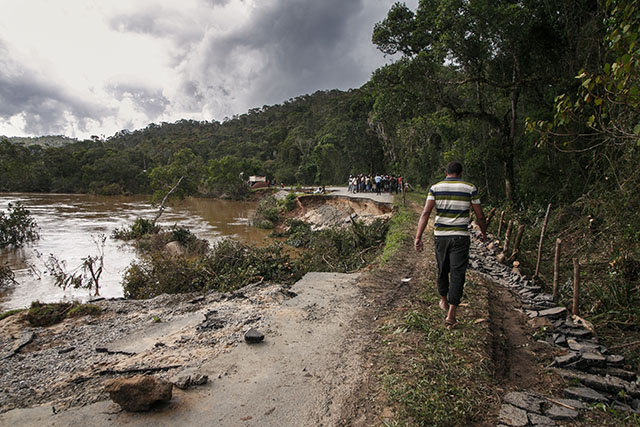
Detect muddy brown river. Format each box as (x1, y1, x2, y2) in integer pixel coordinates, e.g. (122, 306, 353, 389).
(0, 193, 271, 310)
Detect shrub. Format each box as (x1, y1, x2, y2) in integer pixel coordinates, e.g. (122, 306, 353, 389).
(283, 192, 298, 212)
(68, 303, 102, 317)
(251, 196, 281, 228)
(112, 217, 160, 240)
(122, 239, 303, 299)
(0, 202, 39, 248)
(26, 301, 102, 326)
(300, 218, 389, 272)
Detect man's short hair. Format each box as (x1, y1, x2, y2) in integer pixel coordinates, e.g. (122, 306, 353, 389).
(446, 161, 463, 175)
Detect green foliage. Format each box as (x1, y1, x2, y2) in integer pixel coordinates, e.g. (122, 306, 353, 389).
(67, 303, 102, 317)
(0, 308, 25, 321)
(280, 192, 298, 213)
(112, 217, 161, 240)
(122, 218, 389, 299)
(150, 148, 204, 203)
(206, 155, 257, 198)
(0, 202, 39, 248)
(381, 286, 493, 426)
(298, 219, 389, 272)
(0, 90, 382, 195)
(273, 219, 313, 248)
(122, 240, 302, 299)
(371, 0, 603, 200)
(26, 301, 101, 327)
(252, 195, 282, 229)
(379, 204, 415, 265)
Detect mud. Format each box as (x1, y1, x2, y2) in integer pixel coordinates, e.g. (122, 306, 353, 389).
(292, 195, 393, 230)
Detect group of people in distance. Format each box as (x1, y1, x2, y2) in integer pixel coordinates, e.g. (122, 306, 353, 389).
(348, 174, 404, 195)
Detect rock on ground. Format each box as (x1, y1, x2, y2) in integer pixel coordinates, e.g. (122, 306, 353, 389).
(104, 375, 173, 412)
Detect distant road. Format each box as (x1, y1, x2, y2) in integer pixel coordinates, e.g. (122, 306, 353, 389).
(274, 186, 395, 204)
(325, 186, 394, 204)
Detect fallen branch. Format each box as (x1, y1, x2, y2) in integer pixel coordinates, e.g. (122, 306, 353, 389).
(609, 340, 640, 350)
(98, 365, 182, 376)
(541, 395, 578, 411)
(153, 176, 184, 224)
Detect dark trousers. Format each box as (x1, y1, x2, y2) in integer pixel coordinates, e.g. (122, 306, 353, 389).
(434, 235, 470, 306)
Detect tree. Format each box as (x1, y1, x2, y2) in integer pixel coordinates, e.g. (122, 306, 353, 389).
(206, 155, 259, 197)
(149, 148, 205, 202)
(372, 0, 602, 199)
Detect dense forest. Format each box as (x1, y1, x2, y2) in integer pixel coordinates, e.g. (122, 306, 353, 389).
(0, 89, 383, 198)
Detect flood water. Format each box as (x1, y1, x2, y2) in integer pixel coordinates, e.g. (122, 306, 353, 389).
(0, 193, 271, 310)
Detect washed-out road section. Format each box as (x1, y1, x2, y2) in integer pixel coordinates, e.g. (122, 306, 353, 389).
(0, 272, 367, 426)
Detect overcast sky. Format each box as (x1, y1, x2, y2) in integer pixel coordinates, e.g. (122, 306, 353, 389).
(0, 0, 416, 139)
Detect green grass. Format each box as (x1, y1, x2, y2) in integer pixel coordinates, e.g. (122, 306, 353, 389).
(0, 308, 25, 321)
(379, 282, 494, 426)
(379, 195, 422, 265)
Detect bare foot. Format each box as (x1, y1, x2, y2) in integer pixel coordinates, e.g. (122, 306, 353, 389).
(439, 298, 449, 312)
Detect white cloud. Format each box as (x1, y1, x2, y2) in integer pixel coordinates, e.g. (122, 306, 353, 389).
(0, 0, 410, 139)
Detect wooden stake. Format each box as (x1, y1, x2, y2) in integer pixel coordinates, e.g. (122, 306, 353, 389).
(503, 219, 514, 254)
(572, 258, 580, 316)
(534, 203, 552, 280)
(553, 238, 561, 302)
(485, 208, 496, 228)
(497, 211, 505, 240)
(509, 225, 526, 261)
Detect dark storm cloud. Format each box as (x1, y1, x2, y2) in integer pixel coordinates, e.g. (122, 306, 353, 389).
(214, 0, 364, 100)
(175, 0, 381, 117)
(0, 41, 109, 135)
(106, 82, 170, 119)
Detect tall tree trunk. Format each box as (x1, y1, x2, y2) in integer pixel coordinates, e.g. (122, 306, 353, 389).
(504, 56, 520, 201)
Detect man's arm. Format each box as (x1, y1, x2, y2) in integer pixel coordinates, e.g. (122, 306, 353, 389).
(471, 203, 487, 240)
(414, 199, 435, 252)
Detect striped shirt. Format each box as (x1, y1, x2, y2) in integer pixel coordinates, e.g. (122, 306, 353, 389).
(427, 177, 480, 236)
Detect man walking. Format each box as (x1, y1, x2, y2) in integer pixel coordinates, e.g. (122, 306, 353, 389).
(414, 161, 487, 327)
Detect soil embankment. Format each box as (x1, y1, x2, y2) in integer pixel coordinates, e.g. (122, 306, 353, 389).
(292, 194, 393, 230)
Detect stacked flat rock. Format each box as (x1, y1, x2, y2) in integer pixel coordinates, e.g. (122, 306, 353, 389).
(469, 235, 640, 421)
(497, 391, 582, 426)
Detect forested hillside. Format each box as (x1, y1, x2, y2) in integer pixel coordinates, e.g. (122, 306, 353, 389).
(0, 89, 382, 196)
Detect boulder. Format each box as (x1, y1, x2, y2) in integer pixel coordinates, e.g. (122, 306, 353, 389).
(104, 375, 173, 411)
(164, 241, 187, 257)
